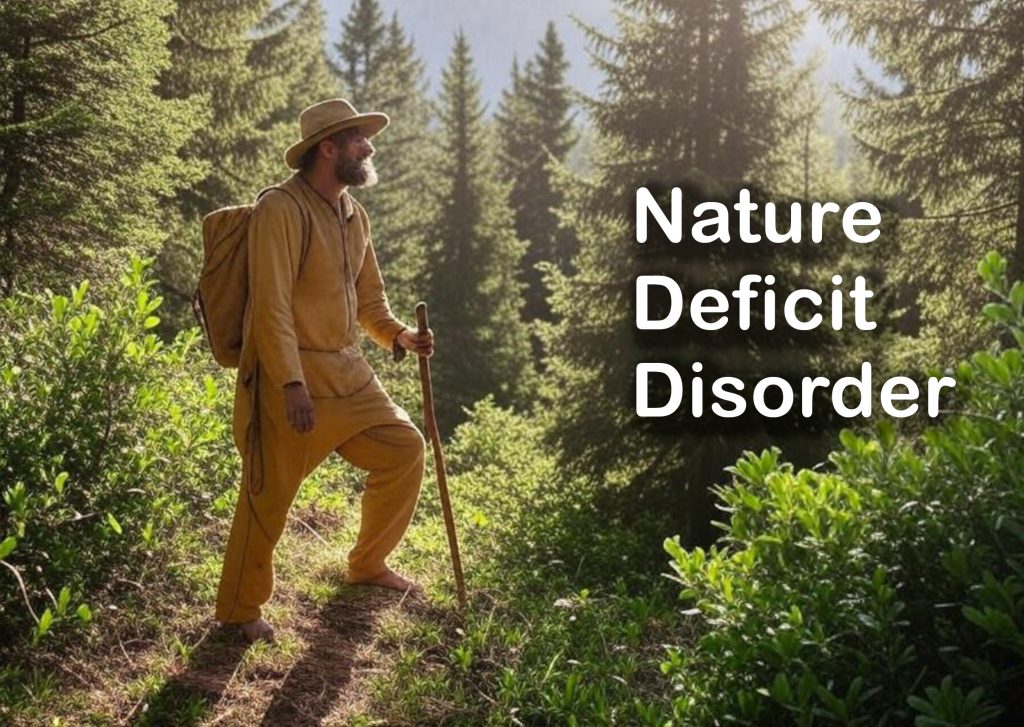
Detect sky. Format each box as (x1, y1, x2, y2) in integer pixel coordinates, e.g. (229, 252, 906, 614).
(320, 0, 878, 131)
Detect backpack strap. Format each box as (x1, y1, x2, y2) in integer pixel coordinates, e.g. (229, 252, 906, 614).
(255, 185, 313, 278)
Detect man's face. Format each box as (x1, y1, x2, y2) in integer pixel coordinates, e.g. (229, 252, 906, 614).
(328, 128, 378, 187)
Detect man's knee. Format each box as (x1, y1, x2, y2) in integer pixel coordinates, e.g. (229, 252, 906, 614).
(399, 424, 426, 468)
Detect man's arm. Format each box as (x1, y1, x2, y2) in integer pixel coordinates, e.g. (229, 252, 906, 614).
(354, 208, 409, 351)
(248, 192, 306, 389)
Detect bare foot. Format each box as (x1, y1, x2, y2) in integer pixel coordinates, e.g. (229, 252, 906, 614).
(347, 567, 421, 593)
(239, 617, 275, 644)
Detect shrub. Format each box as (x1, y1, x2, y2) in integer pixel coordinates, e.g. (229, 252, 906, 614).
(0, 257, 235, 648)
(663, 251, 1024, 725)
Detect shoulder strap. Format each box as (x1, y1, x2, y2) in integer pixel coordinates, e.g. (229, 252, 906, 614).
(255, 185, 313, 277)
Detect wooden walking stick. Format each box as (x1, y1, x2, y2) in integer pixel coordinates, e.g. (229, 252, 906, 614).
(413, 302, 467, 609)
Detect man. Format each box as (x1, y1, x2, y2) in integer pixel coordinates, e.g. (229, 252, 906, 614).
(215, 98, 434, 644)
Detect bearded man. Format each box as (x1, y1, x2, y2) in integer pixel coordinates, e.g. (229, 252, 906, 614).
(215, 99, 434, 644)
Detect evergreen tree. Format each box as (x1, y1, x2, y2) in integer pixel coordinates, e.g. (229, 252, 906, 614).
(764, 62, 846, 200)
(813, 0, 1024, 278)
(426, 32, 535, 431)
(156, 0, 336, 331)
(333, 0, 388, 98)
(495, 22, 578, 325)
(0, 0, 203, 295)
(329, 1, 432, 323)
(541, 0, 841, 544)
(812, 0, 1024, 360)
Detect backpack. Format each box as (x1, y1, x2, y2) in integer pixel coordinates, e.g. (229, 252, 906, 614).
(191, 186, 310, 367)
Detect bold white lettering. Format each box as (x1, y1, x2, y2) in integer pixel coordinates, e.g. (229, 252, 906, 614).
(927, 376, 956, 416)
(784, 289, 823, 330)
(811, 201, 841, 241)
(636, 276, 682, 330)
(711, 377, 746, 417)
(832, 362, 872, 418)
(765, 202, 802, 243)
(636, 187, 682, 243)
(753, 377, 794, 418)
(881, 377, 919, 418)
(636, 363, 682, 417)
(734, 188, 761, 242)
(843, 202, 881, 244)
(691, 290, 729, 331)
(692, 201, 731, 243)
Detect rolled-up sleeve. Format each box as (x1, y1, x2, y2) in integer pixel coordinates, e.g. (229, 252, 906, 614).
(355, 208, 408, 351)
(248, 192, 306, 388)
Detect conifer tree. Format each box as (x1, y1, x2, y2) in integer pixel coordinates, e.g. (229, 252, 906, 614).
(426, 32, 535, 431)
(0, 0, 203, 295)
(763, 63, 846, 200)
(496, 23, 578, 325)
(811, 0, 1024, 365)
(541, 0, 836, 544)
(156, 0, 336, 331)
(329, 1, 432, 324)
(813, 0, 1024, 281)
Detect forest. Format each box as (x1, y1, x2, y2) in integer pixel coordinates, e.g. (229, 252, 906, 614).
(2, 0, 1023, 724)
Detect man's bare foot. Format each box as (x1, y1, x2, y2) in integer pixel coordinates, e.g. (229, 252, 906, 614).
(239, 617, 275, 644)
(347, 567, 421, 593)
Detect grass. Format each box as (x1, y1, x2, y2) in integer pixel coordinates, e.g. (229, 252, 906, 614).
(1, 400, 688, 725)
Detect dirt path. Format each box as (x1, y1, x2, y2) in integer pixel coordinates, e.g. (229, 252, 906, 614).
(134, 583, 418, 726)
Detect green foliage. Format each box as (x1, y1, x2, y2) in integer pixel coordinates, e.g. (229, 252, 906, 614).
(495, 22, 579, 325)
(0, 256, 235, 647)
(328, 0, 434, 398)
(813, 0, 1024, 366)
(661, 252, 1024, 724)
(155, 0, 338, 333)
(366, 398, 679, 725)
(424, 32, 536, 431)
(0, 0, 204, 296)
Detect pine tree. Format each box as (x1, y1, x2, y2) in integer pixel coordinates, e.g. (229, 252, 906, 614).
(333, 0, 388, 98)
(155, 0, 337, 331)
(813, 0, 1024, 279)
(763, 62, 846, 200)
(812, 0, 1024, 363)
(426, 32, 535, 431)
(329, 1, 432, 321)
(0, 0, 203, 295)
(541, 0, 836, 544)
(495, 22, 578, 327)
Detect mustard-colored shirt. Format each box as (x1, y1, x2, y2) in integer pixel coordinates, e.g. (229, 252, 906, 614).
(238, 172, 408, 396)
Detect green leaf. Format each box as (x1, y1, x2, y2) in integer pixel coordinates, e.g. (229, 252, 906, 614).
(143, 316, 160, 329)
(57, 586, 71, 616)
(106, 513, 123, 535)
(982, 303, 1014, 324)
(36, 608, 54, 638)
(76, 604, 93, 623)
(0, 535, 16, 559)
(54, 471, 69, 495)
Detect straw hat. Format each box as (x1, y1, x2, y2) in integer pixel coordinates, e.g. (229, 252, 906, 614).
(284, 98, 389, 169)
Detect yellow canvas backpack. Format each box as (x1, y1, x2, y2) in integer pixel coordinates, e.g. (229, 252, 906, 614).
(191, 186, 310, 367)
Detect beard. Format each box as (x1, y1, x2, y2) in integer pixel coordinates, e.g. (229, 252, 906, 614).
(334, 153, 379, 188)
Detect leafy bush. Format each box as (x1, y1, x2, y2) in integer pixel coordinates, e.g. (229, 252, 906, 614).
(663, 251, 1024, 725)
(0, 257, 235, 648)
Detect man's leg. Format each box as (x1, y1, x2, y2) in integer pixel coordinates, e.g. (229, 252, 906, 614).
(336, 422, 426, 584)
(215, 382, 338, 626)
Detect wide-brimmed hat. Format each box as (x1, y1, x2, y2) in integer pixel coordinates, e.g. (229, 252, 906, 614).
(283, 98, 389, 169)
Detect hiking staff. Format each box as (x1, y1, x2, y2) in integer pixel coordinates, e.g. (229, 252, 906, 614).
(414, 302, 467, 609)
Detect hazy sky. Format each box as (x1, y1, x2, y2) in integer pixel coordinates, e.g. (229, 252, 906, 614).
(320, 0, 876, 121)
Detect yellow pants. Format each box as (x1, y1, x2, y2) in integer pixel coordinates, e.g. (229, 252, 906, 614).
(215, 366, 425, 624)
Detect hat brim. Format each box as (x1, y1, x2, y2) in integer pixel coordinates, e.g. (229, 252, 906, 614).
(284, 112, 389, 169)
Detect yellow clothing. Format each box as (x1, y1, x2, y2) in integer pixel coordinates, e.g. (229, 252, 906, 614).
(215, 172, 425, 625)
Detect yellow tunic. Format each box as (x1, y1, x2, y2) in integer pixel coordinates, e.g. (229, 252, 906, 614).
(238, 171, 408, 395)
(215, 172, 426, 624)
